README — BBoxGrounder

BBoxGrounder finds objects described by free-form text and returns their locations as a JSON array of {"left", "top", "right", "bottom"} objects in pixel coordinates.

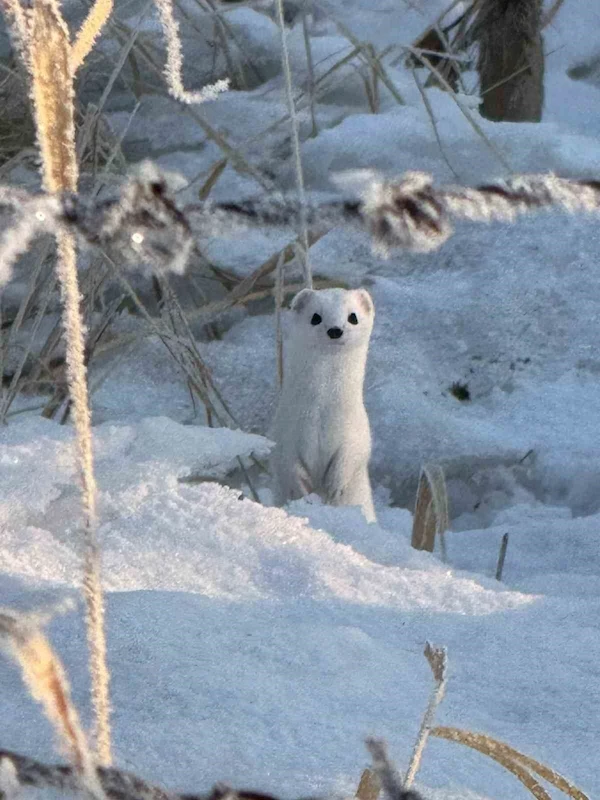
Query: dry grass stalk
[
  {"left": 411, "top": 464, "right": 449, "bottom": 552},
  {"left": 301, "top": 10, "right": 318, "bottom": 138},
  {"left": 74, "top": 12, "right": 150, "bottom": 170},
  {"left": 0, "top": 609, "right": 103, "bottom": 798},
  {"left": 405, "top": 46, "right": 511, "bottom": 173},
  {"left": 104, "top": 23, "right": 269, "bottom": 188},
  {"left": 404, "top": 643, "right": 448, "bottom": 787},
  {"left": 333, "top": 20, "right": 405, "bottom": 107},
  {"left": 27, "top": 0, "right": 77, "bottom": 193},
  {"left": 432, "top": 727, "right": 589, "bottom": 800},
  {"left": 2, "top": 254, "right": 109, "bottom": 420},
  {"left": 101, "top": 252, "right": 231, "bottom": 427},
  {"left": 70, "top": 0, "right": 114, "bottom": 73},
  {"left": 504, "top": 745, "right": 589, "bottom": 799},
  {"left": 495, "top": 531, "right": 509, "bottom": 580},
  {"left": 54, "top": 231, "right": 95, "bottom": 526},
  {"left": 43, "top": 286, "right": 124, "bottom": 421},
  {"left": 275, "top": 0, "right": 311, "bottom": 289},
  {"left": 186, "top": 229, "right": 328, "bottom": 327},
  {"left": 198, "top": 158, "right": 229, "bottom": 200},
  {"left": 274, "top": 248, "right": 285, "bottom": 390},
  {"left": 252, "top": 44, "right": 362, "bottom": 144},
  {"left": 431, "top": 727, "right": 552, "bottom": 800},
  {"left": 356, "top": 768, "right": 380, "bottom": 800},
  {"left": 0, "top": 253, "right": 56, "bottom": 422},
  {"left": 406, "top": 27, "right": 462, "bottom": 91},
  {"left": 3, "top": 0, "right": 112, "bottom": 765},
  {"left": 411, "top": 66, "right": 459, "bottom": 180},
  {"left": 55, "top": 231, "right": 111, "bottom": 767},
  {"left": 541, "top": 0, "right": 565, "bottom": 28}
]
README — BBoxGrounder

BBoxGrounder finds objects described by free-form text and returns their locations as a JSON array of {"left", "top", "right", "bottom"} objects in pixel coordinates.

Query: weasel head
[{"left": 289, "top": 287, "right": 374, "bottom": 352}]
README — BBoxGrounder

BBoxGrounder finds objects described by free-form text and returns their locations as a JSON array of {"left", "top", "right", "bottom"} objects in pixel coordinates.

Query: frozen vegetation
[{"left": 1, "top": 0, "right": 600, "bottom": 798}]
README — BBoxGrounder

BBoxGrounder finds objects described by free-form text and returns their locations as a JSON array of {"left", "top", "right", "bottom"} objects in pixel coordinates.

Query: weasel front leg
[
  {"left": 338, "top": 468, "right": 376, "bottom": 522},
  {"left": 270, "top": 451, "right": 314, "bottom": 507},
  {"left": 322, "top": 447, "right": 376, "bottom": 522}
]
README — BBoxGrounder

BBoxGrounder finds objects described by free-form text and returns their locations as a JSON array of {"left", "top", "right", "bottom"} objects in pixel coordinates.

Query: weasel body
[{"left": 270, "top": 287, "right": 376, "bottom": 522}]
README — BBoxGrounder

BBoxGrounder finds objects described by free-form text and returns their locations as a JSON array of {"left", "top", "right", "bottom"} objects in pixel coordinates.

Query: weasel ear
[
  {"left": 355, "top": 288, "right": 374, "bottom": 316},
  {"left": 291, "top": 288, "right": 314, "bottom": 313}
]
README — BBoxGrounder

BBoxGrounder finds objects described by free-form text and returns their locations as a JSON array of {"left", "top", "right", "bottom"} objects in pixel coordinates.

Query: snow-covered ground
[{"left": 1, "top": 1, "right": 600, "bottom": 798}]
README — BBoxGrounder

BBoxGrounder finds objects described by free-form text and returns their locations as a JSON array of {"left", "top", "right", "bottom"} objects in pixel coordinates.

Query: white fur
[{"left": 269, "top": 287, "right": 376, "bottom": 522}]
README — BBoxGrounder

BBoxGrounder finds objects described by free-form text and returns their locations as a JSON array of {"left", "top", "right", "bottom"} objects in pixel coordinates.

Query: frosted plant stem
[
  {"left": 411, "top": 67, "right": 459, "bottom": 180},
  {"left": 54, "top": 230, "right": 111, "bottom": 766},
  {"left": 0, "top": 606, "right": 103, "bottom": 797},
  {"left": 404, "top": 643, "right": 448, "bottom": 788},
  {"left": 275, "top": 249, "right": 285, "bottom": 389},
  {"left": 153, "top": 0, "right": 229, "bottom": 103},
  {"left": 274, "top": 0, "right": 312, "bottom": 289},
  {"left": 404, "top": 680, "right": 446, "bottom": 786},
  {"left": 12, "top": 0, "right": 113, "bottom": 763},
  {"left": 301, "top": 8, "right": 318, "bottom": 138}
]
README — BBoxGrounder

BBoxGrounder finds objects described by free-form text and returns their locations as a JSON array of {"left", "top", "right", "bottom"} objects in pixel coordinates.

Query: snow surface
[{"left": 2, "top": 0, "right": 600, "bottom": 798}]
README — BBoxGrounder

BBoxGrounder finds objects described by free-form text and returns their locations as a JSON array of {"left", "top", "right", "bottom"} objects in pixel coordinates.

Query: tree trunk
[{"left": 472, "top": 0, "right": 544, "bottom": 122}]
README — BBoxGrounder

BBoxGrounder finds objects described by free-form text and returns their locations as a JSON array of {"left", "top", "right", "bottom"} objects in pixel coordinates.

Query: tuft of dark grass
[{"left": 449, "top": 381, "right": 470, "bottom": 401}]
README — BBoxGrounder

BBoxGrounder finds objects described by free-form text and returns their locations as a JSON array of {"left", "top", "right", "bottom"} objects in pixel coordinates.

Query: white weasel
[{"left": 269, "top": 287, "right": 376, "bottom": 522}]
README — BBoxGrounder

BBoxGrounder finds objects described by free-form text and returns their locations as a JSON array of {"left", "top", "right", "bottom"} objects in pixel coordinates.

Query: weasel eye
[
  {"left": 348, "top": 312, "right": 358, "bottom": 325},
  {"left": 311, "top": 313, "right": 322, "bottom": 326}
]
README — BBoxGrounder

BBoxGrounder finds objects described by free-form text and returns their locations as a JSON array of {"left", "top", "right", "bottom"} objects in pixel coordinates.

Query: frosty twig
[
  {"left": 3, "top": 167, "right": 600, "bottom": 294},
  {"left": 404, "top": 643, "right": 448, "bottom": 787},
  {"left": 153, "top": 0, "right": 229, "bottom": 104},
  {"left": 274, "top": 0, "right": 311, "bottom": 289},
  {"left": 192, "top": 169, "right": 600, "bottom": 255},
  {"left": 0, "top": 163, "right": 194, "bottom": 289}
]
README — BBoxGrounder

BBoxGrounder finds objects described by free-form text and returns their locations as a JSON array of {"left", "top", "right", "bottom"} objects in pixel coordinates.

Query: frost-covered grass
[{"left": 2, "top": 0, "right": 600, "bottom": 798}]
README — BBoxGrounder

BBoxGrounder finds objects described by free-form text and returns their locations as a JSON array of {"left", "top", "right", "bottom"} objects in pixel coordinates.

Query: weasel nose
[{"left": 327, "top": 327, "right": 343, "bottom": 339}]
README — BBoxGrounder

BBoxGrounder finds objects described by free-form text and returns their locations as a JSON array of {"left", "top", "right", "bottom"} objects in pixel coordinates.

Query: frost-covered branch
[
  {"left": 4, "top": 168, "right": 600, "bottom": 293},
  {"left": 0, "top": 192, "right": 61, "bottom": 287},
  {"left": 0, "top": 162, "right": 193, "bottom": 289},
  {"left": 404, "top": 643, "right": 448, "bottom": 787},
  {"left": 191, "top": 170, "right": 600, "bottom": 255},
  {"left": 70, "top": 162, "right": 193, "bottom": 273},
  {"left": 346, "top": 170, "right": 600, "bottom": 255}
]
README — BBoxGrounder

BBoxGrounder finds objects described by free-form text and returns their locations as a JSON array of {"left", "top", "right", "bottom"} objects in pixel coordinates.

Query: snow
[{"left": 2, "top": 0, "right": 600, "bottom": 798}]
